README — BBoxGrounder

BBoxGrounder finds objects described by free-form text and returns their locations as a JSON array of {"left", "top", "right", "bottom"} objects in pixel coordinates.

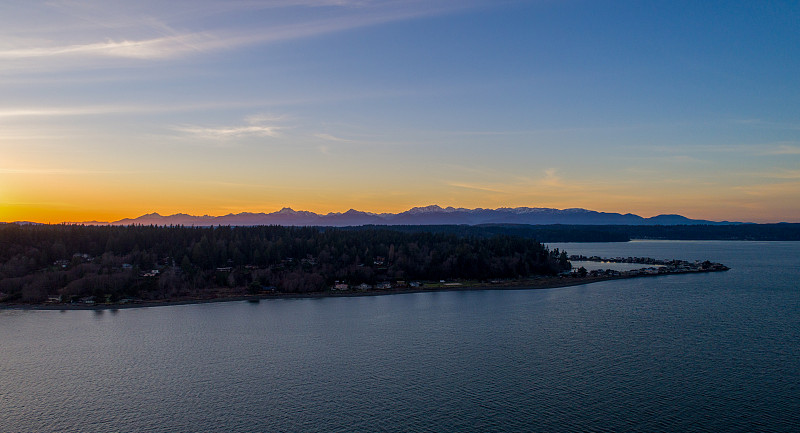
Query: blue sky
[{"left": 1, "top": 0, "right": 799, "bottom": 222}]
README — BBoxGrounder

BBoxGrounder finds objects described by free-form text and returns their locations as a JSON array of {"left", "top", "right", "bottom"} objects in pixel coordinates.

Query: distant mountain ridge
[{"left": 68, "top": 205, "right": 744, "bottom": 226}]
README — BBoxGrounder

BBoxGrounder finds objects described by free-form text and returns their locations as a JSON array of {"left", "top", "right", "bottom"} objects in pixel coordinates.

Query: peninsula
[{"left": 0, "top": 224, "right": 728, "bottom": 309}]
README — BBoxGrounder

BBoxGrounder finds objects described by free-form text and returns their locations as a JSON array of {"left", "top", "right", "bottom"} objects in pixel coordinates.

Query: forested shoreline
[
  {"left": 358, "top": 223, "right": 800, "bottom": 241},
  {"left": 0, "top": 224, "right": 570, "bottom": 304}
]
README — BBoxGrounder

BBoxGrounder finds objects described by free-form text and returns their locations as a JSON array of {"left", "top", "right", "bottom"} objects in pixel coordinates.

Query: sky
[{"left": 1, "top": 0, "right": 799, "bottom": 223}]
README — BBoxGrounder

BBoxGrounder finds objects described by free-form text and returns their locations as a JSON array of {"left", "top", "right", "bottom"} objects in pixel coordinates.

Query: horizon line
[{"left": 2, "top": 204, "right": 774, "bottom": 225}]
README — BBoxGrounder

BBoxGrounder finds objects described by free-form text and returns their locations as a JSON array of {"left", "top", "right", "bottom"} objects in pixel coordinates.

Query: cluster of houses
[
  {"left": 52, "top": 253, "right": 93, "bottom": 269},
  {"left": 331, "top": 280, "right": 423, "bottom": 291},
  {"left": 45, "top": 294, "right": 135, "bottom": 305},
  {"left": 570, "top": 255, "right": 729, "bottom": 278}
]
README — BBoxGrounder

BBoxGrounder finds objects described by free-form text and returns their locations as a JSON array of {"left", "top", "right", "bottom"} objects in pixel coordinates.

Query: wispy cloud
[
  {"left": 172, "top": 125, "right": 282, "bottom": 140},
  {"left": 0, "top": 102, "right": 290, "bottom": 119},
  {"left": 748, "top": 169, "right": 800, "bottom": 180},
  {"left": 763, "top": 144, "right": 800, "bottom": 155},
  {"left": 541, "top": 168, "right": 563, "bottom": 187},
  {"left": 445, "top": 167, "right": 573, "bottom": 195},
  {"left": 0, "top": 107, "right": 115, "bottom": 118},
  {"left": 0, "top": 1, "right": 483, "bottom": 66},
  {"left": 0, "top": 167, "right": 137, "bottom": 175},
  {"left": 170, "top": 112, "right": 289, "bottom": 141},
  {"left": 314, "top": 133, "right": 353, "bottom": 143},
  {"left": 0, "top": 33, "right": 222, "bottom": 60},
  {"left": 447, "top": 182, "right": 506, "bottom": 193},
  {"left": 0, "top": 103, "right": 214, "bottom": 118},
  {"left": 642, "top": 142, "right": 800, "bottom": 158},
  {"left": 732, "top": 118, "right": 800, "bottom": 130},
  {"left": 733, "top": 181, "right": 800, "bottom": 197},
  {"left": 245, "top": 113, "right": 289, "bottom": 124}
]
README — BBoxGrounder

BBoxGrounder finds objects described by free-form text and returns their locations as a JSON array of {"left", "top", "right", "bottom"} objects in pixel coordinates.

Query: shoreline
[{"left": 0, "top": 268, "right": 728, "bottom": 311}]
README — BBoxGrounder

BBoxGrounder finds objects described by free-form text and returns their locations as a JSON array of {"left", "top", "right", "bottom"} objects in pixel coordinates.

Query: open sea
[{"left": 1, "top": 241, "right": 798, "bottom": 432}]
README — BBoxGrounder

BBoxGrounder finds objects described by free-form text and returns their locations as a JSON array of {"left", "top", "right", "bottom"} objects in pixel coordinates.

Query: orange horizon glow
[
  {"left": 3, "top": 198, "right": 797, "bottom": 225},
  {"left": 4, "top": 168, "right": 798, "bottom": 224},
  {"left": 3, "top": 164, "right": 798, "bottom": 224}
]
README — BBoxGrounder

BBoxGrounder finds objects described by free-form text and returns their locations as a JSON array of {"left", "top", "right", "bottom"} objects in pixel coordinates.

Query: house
[
  {"left": 357, "top": 283, "right": 372, "bottom": 291},
  {"left": 73, "top": 253, "right": 91, "bottom": 261},
  {"left": 333, "top": 282, "right": 349, "bottom": 291}
]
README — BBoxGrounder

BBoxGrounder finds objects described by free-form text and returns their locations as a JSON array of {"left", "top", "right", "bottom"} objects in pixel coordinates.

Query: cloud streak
[
  {"left": 763, "top": 144, "right": 800, "bottom": 155},
  {"left": 314, "top": 133, "right": 353, "bottom": 143},
  {"left": 0, "top": 167, "right": 137, "bottom": 175},
  {"left": 447, "top": 182, "right": 506, "bottom": 193},
  {"left": 170, "top": 112, "right": 289, "bottom": 141},
  {"left": 0, "top": 1, "right": 482, "bottom": 65},
  {"left": 172, "top": 125, "right": 282, "bottom": 140},
  {"left": 0, "top": 33, "right": 222, "bottom": 60},
  {"left": 0, "top": 102, "right": 289, "bottom": 119},
  {"left": 733, "top": 182, "right": 800, "bottom": 197}
]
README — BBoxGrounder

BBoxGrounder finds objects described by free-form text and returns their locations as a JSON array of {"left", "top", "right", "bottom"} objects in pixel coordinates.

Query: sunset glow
[{"left": 1, "top": 1, "right": 798, "bottom": 223}]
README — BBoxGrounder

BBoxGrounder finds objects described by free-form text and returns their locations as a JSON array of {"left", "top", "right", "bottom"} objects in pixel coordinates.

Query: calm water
[{"left": 1, "top": 241, "right": 798, "bottom": 432}]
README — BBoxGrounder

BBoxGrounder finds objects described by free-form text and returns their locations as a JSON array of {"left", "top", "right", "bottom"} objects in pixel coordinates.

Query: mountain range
[{"left": 63, "top": 205, "right": 743, "bottom": 226}]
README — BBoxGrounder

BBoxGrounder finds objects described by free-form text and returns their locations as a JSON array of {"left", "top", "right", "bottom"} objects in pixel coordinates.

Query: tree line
[
  {"left": 0, "top": 224, "right": 570, "bottom": 303},
  {"left": 363, "top": 223, "right": 800, "bottom": 241}
]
